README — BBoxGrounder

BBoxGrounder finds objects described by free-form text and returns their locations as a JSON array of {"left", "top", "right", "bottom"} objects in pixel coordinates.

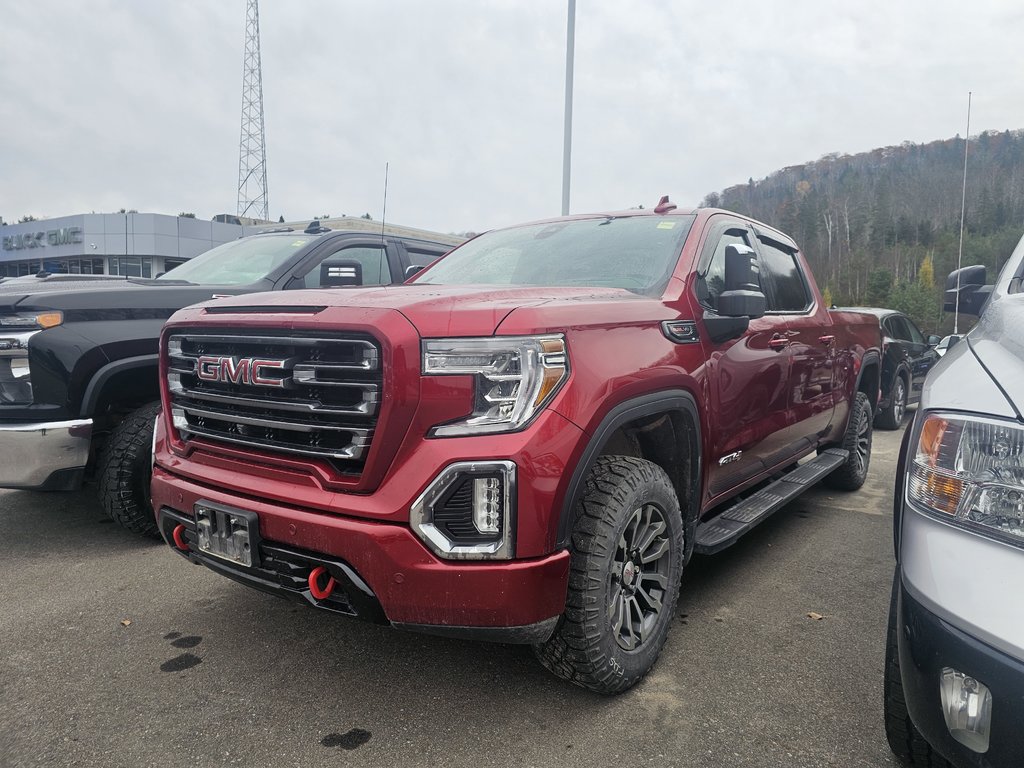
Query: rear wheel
[
  {"left": 97, "top": 402, "right": 161, "bottom": 537},
  {"left": 877, "top": 376, "right": 908, "bottom": 430},
  {"left": 884, "top": 571, "right": 954, "bottom": 766},
  {"left": 534, "top": 456, "right": 684, "bottom": 695},
  {"left": 825, "top": 391, "right": 873, "bottom": 490}
]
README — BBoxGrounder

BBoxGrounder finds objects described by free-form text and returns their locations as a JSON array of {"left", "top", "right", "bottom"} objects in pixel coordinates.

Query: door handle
[
  {"left": 818, "top": 335, "right": 835, "bottom": 346},
  {"left": 768, "top": 335, "right": 789, "bottom": 350}
]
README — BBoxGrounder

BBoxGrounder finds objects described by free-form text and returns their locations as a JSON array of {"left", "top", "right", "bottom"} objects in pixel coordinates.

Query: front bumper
[
  {"left": 0, "top": 418, "right": 92, "bottom": 490},
  {"left": 152, "top": 466, "right": 571, "bottom": 643},
  {"left": 896, "top": 577, "right": 1024, "bottom": 767}
]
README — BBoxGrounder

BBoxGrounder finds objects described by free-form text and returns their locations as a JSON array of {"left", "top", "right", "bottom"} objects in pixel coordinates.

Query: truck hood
[
  {"left": 0, "top": 281, "right": 259, "bottom": 314},
  {"left": 964, "top": 292, "right": 1024, "bottom": 419},
  {"left": 205, "top": 284, "right": 640, "bottom": 337}
]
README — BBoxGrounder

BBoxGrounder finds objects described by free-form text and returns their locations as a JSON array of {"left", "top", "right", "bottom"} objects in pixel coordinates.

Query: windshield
[
  {"left": 416, "top": 215, "right": 695, "bottom": 296},
  {"left": 156, "top": 234, "right": 315, "bottom": 285}
]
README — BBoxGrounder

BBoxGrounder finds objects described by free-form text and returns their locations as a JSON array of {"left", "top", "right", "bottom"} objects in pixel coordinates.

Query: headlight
[
  {"left": 0, "top": 312, "right": 62, "bottom": 405},
  {"left": 907, "top": 412, "right": 1024, "bottom": 547},
  {"left": 0, "top": 311, "right": 63, "bottom": 330},
  {"left": 422, "top": 335, "right": 569, "bottom": 436}
]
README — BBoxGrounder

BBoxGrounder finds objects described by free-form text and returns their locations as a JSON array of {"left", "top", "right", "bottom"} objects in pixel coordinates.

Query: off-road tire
[
  {"left": 876, "top": 375, "right": 908, "bottom": 430},
  {"left": 825, "top": 391, "right": 873, "bottom": 491},
  {"left": 884, "top": 571, "right": 954, "bottom": 766},
  {"left": 534, "top": 456, "right": 684, "bottom": 695},
  {"left": 97, "top": 402, "right": 161, "bottom": 537}
]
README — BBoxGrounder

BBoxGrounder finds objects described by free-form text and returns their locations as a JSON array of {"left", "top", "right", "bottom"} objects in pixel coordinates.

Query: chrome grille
[{"left": 166, "top": 331, "right": 381, "bottom": 471}]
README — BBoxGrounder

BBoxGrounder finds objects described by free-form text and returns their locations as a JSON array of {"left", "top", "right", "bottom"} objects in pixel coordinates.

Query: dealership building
[{"left": 0, "top": 213, "right": 248, "bottom": 278}]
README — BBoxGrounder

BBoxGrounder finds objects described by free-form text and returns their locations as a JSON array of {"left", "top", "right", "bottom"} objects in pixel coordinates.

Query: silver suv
[{"left": 885, "top": 241, "right": 1024, "bottom": 767}]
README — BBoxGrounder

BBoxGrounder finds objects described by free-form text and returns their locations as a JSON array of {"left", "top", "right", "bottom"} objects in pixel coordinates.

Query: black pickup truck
[{"left": 0, "top": 222, "right": 459, "bottom": 535}]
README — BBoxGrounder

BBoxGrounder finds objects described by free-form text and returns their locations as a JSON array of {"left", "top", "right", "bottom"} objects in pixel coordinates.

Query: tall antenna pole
[
  {"left": 237, "top": 0, "right": 269, "bottom": 221},
  {"left": 560, "top": 0, "right": 576, "bottom": 216},
  {"left": 953, "top": 91, "right": 972, "bottom": 335}
]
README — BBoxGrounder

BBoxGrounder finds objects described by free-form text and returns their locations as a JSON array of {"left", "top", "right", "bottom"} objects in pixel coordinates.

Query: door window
[
  {"left": 758, "top": 239, "right": 810, "bottom": 312},
  {"left": 902, "top": 316, "right": 925, "bottom": 344},
  {"left": 300, "top": 245, "right": 391, "bottom": 288},
  {"left": 698, "top": 228, "right": 754, "bottom": 311},
  {"left": 886, "top": 316, "right": 912, "bottom": 341}
]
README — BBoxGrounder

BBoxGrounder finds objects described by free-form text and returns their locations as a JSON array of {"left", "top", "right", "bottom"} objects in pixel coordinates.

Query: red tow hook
[
  {"left": 308, "top": 566, "right": 337, "bottom": 600},
  {"left": 171, "top": 524, "right": 189, "bottom": 552}
]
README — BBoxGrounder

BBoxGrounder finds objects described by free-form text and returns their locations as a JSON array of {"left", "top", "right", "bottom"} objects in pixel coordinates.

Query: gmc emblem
[{"left": 196, "top": 355, "right": 287, "bottom": 387}]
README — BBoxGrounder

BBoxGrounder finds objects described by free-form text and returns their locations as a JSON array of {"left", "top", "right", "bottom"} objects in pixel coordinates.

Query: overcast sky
[{"left": 1, "top": 1, "right": 1022, "bottom": 234}]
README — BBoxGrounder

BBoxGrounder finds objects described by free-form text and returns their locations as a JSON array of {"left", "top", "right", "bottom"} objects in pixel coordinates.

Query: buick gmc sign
[{"left": 2, "top": 227, "right": 83, "bottom": 251}]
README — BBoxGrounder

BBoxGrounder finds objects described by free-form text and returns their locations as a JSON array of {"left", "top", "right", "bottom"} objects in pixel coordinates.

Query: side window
[
  {"left": 758, "top": 239, "right": 810, "bottom": 312},
  {"left": 887, "top": 316, "right": 910, "bottom": 341},
  {"left": 903, "top": 316, "right": 925, "bottom": 344},
  {"left": 407, "top": 247, "right": 445, "bottom": 268},
  {"left": 300, "top": 246, "right": 391, "bottom": 288},
  {"left": 698, "top": 228, "right": 753, "bottom": 310}
]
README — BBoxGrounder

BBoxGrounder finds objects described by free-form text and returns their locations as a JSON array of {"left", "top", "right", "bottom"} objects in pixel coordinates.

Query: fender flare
[
  {"left": 555, "top": 389, "right": 702, "bottom": 549},
  {"left": 80, "top": 354, "right": 160, "bottom": 418},
  {"left": 854, "top": 350, "right": 881, "bottom": 406}
]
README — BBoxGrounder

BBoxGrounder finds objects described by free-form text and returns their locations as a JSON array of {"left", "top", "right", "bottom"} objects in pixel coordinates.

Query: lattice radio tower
[{"left": 237, "top": 0, "right": 268, "bottom": 221}]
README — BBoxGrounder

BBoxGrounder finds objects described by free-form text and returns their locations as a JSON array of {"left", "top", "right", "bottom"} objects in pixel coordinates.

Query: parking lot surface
[{"left": 0, "top": 425, "right": 906, "bottom": 768}]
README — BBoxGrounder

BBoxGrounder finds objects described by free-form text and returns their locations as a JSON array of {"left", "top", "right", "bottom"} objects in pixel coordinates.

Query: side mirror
[
  {"left": 947, "top": 334, "right": 962, "bottom": 351},
  {"left": 943, "top": 265, "right": 991, "bottom": 317},
  {"left": 717, "top": 244, "right": 766, "bottom": 319},
  {"left": 404, "top": 264, "right": 425, "bottom": 280},
  {"left": 319, "top": 260, "right": 363, "bottom": 287},
  {"left": 927, "top": 335, "right": 941, "bottom": 346}
]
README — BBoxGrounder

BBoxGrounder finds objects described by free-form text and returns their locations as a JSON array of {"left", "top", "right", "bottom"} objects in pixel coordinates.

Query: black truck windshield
[
  {"left": 156, "top": 234, "right": 315, "bottom": 285},
  {"left": 416, "top": 215, "right": 696, "bottom": 296}
]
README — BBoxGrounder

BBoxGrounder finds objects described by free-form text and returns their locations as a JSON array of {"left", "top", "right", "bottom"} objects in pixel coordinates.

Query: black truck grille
[{"left": 166, "top": 331, "right": 382, "bottom": 473}]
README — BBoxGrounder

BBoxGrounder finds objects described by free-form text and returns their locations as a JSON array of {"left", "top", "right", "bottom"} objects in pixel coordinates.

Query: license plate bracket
[{"left": 194, "top": 501, "right": 260, "bottom": 568}]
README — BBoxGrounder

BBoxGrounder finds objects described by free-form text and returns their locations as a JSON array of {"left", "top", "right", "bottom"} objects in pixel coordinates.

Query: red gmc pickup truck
[{"left": 151, "top": 203, "right": 882, "bottom": 694}]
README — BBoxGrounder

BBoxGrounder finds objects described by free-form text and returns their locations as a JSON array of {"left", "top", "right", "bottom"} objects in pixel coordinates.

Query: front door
[{"left": 695, "top": 220, "right": 792, "bottom": 504}]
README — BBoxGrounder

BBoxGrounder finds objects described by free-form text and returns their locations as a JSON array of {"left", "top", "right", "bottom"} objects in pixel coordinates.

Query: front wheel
[
  {"left": 534, "top": 456, "right": 684, "bottom": 695},
  {"left": 97, "top": 402, "right": 162, "bottom": 537},
  {"left": 884, "top": 571, "right": 953, "bottom": 766}
]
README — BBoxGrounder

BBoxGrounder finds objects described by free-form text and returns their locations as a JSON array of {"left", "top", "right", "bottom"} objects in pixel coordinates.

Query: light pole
[{"left": 561, "top": 0, "right": 576, "bottom": 216}]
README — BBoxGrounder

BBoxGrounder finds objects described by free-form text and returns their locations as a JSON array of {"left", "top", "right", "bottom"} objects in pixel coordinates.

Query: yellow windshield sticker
[
  {"left": 292, "top": 240, "right": 307, "bottom": 247},
  {"left": 656, "top": 221, "right": 676, "bottom": 229}
]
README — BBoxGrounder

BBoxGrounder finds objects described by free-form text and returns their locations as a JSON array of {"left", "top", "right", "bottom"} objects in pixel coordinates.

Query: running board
[{"left": 694, "top": 449, "right": 848, "bottom": 555}]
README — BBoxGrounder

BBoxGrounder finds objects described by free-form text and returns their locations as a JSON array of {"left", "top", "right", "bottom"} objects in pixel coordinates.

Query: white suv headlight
[
  {"left": 422, "top": 335, "right": 569, "bottom": 436},
  {"left": 907, "top": 412, "right": 1024, "bottom": 547}
]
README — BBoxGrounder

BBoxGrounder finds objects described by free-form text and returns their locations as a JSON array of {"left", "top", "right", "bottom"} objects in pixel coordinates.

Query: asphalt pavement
[{"left": 0, "top": 422, "right": 907, "bottom": 768}]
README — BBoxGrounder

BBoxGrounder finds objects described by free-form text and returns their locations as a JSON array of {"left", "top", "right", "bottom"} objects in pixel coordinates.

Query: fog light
[
  {"left": 410, "top": 460, "right": 516, "bottom": 560},
  {"left": 940, "top": 667, "right": 992, "bottom": 753},
  {"left": 473, "top": 477, "right": 502, "bottom": 534}
]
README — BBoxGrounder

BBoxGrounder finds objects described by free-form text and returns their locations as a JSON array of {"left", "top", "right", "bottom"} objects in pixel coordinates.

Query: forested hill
[{"left": 700, "top": 130, "right": 1024, "bottom": 333}]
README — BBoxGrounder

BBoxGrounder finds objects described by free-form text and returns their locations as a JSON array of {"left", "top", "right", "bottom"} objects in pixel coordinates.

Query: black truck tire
[
  {"left": 876, "top": 375, "right": 908, "bottom": 430},
  {"left": 97, "top": 402, "right": 162, "bottom": 537},
  {"left": 825, "top": 391, "right": 873, "bottom": 491},
  {"left": 884, "top": 571, "right": 953, "bottom": 767},
  {"left": 535, "top": 456, "right": 684, "bottom": 695}
]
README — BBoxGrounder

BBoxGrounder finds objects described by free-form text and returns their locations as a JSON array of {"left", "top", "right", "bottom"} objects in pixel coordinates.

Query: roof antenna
[
  {"left": 654, "top": 195, "right": 676, "bottom": 214},
  {"left": 380, "top": 162, "right": 389, "bottom": 248},
  {"left": 953, "top": 92, "right": 972, "bottom": 336}
]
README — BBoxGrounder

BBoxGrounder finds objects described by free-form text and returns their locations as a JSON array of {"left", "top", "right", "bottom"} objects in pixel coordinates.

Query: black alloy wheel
[
  {"left": 609, "top": 504, "right": 672, "bottom": 651},
  {"left": 825, "top": 391, "right": 873, "bottom": 491},
  {"left": 535, "top": 456, "right": 684, "bottom": 695},
  {"left": 877, "top": 376, "right": 908, "bottom": 430}
]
